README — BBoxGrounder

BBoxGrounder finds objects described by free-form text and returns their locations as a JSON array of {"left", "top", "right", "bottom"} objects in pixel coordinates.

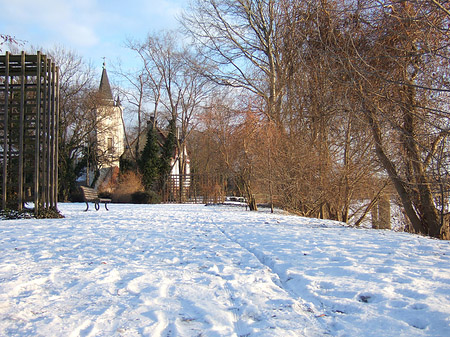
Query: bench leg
[
  {"left": 105, "top": 202, "right": 109, "bottom": 211},
  {"left": 85, "top": 202, "right": 89, "bottom": 211},
  {"left": 95, "top": 202, "right": 100, "bottom": 211}
]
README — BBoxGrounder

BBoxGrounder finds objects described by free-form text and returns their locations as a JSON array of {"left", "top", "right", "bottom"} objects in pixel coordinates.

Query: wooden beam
[
  {"left": 2, "top": 52, "right": 9, "bottom": 210},
  {"left": 45, "top": 58, "right": 52, "bottom": 208},
  {"left": 34, "top": 52, "right": 42, "bottom": 214},
  {"left": 54, "top": 65, "right": 59, "bottom": 209},
  {"left": 50, "top": 61, "right": 56, "bottom": 208},
  {"left": 18, "top": 51, "right": 25, "bottom": 210}
]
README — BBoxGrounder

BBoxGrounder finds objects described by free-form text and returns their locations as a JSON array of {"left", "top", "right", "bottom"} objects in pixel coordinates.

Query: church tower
[{"left": 95, "top": 63, "right": 124, "bottom": 178}]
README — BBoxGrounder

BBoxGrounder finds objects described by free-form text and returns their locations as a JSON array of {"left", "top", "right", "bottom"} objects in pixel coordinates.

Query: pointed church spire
[{"left": 99, "top": 61, "right": 114, "bottom": 104}]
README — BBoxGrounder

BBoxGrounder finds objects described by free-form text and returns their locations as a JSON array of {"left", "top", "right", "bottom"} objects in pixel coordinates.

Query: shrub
[
  {"left": 1, "top": 207, "right": 64, "bottom": 220},
  {"left": 131, "top": 190, "right": 161, "bottom": 204},
  {"left": 70, "top": 188, "right": 84, "bottom": 202},
  {"left": 98, "top": 191, "right": 112, "bottom": 199},
  {"left": 35, "top": 207, "right": 65, "bottom": 219},
  {"left": 112, "top": 171, "right": 145, "bottom": 203}
]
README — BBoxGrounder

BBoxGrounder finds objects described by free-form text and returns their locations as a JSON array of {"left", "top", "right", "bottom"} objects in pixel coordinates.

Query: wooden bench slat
[{"left": 80, "top": 186, "right": 111, "bottom": 211}]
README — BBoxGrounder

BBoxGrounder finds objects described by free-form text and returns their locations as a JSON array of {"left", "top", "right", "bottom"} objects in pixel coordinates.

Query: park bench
[{"left": 80, "top": 186, "right": 111, "bottom": 211}]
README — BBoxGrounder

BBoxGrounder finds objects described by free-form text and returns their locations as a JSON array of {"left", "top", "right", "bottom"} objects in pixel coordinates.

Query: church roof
[{"left": 99, "top": 63, "right": 114, "bottom": 104}]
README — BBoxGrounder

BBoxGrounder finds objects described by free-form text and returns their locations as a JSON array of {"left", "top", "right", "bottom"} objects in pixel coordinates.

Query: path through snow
[{"left": 1, "top": 203, "right": 449, "bottom": 336}]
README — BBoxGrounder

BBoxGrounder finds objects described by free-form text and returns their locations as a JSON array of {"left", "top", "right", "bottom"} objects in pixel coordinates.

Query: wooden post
[
  {"left": 49, "top": 62, "right": 54, "bottom": 208},
  {"left": 372, "top": 194, "right": 391, "bottom": 230},
  {"left": 18, "top": 52, "right": 25, "bottom": 210},
  {"left": 2, "top": 52, "right": 9, "bottom": 210},
  {"left": 34, "top": 52, "right": 42, "bottom": 214},
  {"left": 50, "top": 60, "right": 56, "bottom": 208},
  {"left": 53, "top": 65, "right": 59, "bottom": 209},
  {"left": 43, "top": 59, "right": 51, "bottom": 208},
  {"left": 47, "top": 58, "right": 52, "bottom": 207}
]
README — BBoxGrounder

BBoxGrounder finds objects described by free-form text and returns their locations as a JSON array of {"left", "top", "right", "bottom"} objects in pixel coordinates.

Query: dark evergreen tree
[
  {"left": 160, "top": 119, "right": 177, "bottom": 180},
  {"left": 58, "top": 155, "right": 79, "bottom": 201},
  {"left": 138, "top": 125, "right": 160, "bottom": 190},
  {"left": 74, "top": 143, "right": 97, "bottom": 186}
]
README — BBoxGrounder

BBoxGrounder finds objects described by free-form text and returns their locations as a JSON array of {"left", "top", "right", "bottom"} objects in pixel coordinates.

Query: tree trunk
[
  {"left": 240, "top": 174, "right": 257, "bottom": 211},
  {"left": 402, "top": 84, "right": 441, "bottom": 237},
  {"left": 442, "top": 214, "right": 450, "bottom": 240},
  {"left": 363, "top": 102, "right": 426, "bottom": 234}
]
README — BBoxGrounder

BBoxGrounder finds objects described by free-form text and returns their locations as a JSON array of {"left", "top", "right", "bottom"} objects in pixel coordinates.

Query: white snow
[{"left": 1, "top": 203, "right": 450, "bottom": 336}]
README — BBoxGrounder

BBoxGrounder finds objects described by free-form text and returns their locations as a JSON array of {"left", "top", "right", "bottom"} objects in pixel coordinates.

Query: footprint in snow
[
  {"left": 404, "top": 316, "right": 429, "bottom": 330},
  {"left": 357, "top": 293, "right": 382, "bottom": 304},
  {"left": 409, "top": 302, "right": 428, "bottom": 310}
]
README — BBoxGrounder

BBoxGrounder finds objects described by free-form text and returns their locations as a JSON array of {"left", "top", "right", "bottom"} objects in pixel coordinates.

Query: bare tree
[
  {"left": 0, "top": 34, "right": 24, "bottom": 52},
  {"left": 183, "top": 0, "right": 382, "bottom": 215},
  {"left": 113, "top": 64, "right": 149, "bottom": 166},
  {"left": 182, "top": 0, "right": 287, "bottom": 124},
  {"left": 47, "top": 47, "right": 105, "bottom": 200},
  {"left": 128, "top": 31, "right": 212, "bottom": 199},
  {"left": 353, "top": 1, "right": 450, "bottom": 237},
  {"left": 293, "top": 0, "right": 450, "bottom": 237}
]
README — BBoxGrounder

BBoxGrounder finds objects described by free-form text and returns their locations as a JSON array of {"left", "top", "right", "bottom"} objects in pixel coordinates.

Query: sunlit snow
[{"left": 1, "top": 203, "right": 449, "bottom": 336}]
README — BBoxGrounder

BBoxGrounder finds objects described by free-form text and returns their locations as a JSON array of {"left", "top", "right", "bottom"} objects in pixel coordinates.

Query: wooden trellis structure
[{"left": 0, "top": 51, "right": 59, "bottom": 213}]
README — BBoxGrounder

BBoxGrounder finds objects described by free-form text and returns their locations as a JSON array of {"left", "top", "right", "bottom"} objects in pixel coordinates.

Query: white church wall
[{"left": 96, "top": 104, "right": 124, "bottom": 169}]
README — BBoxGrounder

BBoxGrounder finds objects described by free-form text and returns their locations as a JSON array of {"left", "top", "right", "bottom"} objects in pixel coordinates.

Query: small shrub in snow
[
  {"left": 131, "top": 191, "right": 160, "bottom": 204},
  {"left": 112, "top": 171, "right": 145, "bottom": 203},
  {"left": 35, "top": 207, "right": 64, "bottom": 219},
  {"left": 1, "top": 207, "right": 64, "bottom": 220}
]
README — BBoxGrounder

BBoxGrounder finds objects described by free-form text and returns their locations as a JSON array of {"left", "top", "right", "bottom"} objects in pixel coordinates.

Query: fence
[{"left": 162, "top": 174, "right": 229, "bottom": 204}]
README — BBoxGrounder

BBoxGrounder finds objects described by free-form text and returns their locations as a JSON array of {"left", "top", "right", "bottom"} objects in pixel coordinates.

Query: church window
[{"left": 107, "top": 137, "right": 113, "bottom": 151}]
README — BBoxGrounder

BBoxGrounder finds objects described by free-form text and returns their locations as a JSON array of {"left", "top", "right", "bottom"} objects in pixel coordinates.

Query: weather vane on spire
[{"left": 102, "top": 56, "right": 106, "bottom": 69}]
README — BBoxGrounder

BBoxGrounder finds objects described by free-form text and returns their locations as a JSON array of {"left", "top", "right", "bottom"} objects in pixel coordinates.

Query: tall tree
[
  {"left": 129, "top": 30, "right": 211, "bottom": 199},
  {"left": 47, "top": 47, "right": 100, "bottom": 200},
  {"left": 113, "top": 65, "right": 149, "bottom": 168},
  {"left": 183, "top": 0, "right": 289, "bottom": 209},
  {"left": 283, "top": 0, "right": 450, "bottom": 237},
  {"left": 160, "top": 119, "right": 176, "bottom": 179},
  {"left": 269, "top": 0, "right": 382, "bottom": 221},
  {"left": 346, "top": 1, "right": 450, "bottom": 237},
  {"left": 138, "top": 124, "right": 160, "bottom": 191},
  {"left": 183, "top": 0, "right": 286, "bottom": 124},
  {"left": 0, "top": 34, "right": 23, "bottom": 52}
]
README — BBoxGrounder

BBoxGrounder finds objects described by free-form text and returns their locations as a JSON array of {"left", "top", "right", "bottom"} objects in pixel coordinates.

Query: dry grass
[{"left": 111, "top": 171, "right": 145, "bottom": 203}]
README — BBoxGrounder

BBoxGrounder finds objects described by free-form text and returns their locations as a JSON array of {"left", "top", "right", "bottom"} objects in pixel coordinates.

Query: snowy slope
[{"left": 0, "top": 203, "right": 449, "bottom": 336}]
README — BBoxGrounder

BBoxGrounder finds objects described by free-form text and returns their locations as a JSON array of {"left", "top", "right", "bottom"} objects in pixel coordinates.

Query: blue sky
[{"left": 0, "top": 0, "right": 187, "bottom": 75}]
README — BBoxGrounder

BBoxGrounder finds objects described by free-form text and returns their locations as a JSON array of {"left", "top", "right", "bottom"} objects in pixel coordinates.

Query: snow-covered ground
[{"left": 1, "top": 203, "right": 449, "bottom": 337}]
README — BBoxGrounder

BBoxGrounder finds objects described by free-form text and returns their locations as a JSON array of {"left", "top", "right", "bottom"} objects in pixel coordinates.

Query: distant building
[
  {"left": 92, "top": 64, "right": 124, "bottom": 188},
  {"left": 122, "top": 118, "right": 191, "bottom": 200},
  {"left": 123, "top": 118, "right": 190, "bottom": 176}
]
